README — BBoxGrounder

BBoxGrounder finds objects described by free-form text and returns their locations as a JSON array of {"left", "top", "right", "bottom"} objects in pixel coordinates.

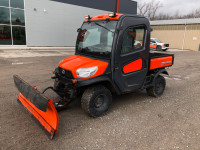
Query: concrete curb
[{"left": 0, "top": 47, "right": 75, "bottom": 50}]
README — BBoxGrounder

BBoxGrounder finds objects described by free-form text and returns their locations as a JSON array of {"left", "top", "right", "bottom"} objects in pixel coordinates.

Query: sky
[{"left": 134, "top": 0, "right": 200, "bottom": 16}]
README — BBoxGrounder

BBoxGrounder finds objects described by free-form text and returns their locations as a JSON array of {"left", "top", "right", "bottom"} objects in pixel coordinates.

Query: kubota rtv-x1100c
[{"left": 14, "top": 11, "right": 174, "bottom": 138}]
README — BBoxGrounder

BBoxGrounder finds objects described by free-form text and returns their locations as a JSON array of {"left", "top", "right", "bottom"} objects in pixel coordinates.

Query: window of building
[
  {"left": 10, "top": 0, "right": 24, "bottom": 9},
  {"left": 0, "top": 25, "right": 12, "bottom": 45},
  {"left": 0, "top": 0, "right": 26, "bottom": 45},
  {"left": 11, "top": 9, "right": 25, "bottom": 26},
  {"left": 0, "top": 7, "right": 10, "bottom": 24},
  {"left": 121, "top": 26, "right": 145, "bottom": 54},
  {"left": 12, "top": 26, "right": 26, "bottom": 45},
  {"left": 0, "top": 0, "right": 9, "bottom": 7}
]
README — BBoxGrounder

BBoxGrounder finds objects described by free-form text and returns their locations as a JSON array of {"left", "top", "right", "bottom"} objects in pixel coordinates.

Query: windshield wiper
[
  {"left": 79, "top": 47, "right": 90, "bottom": 52},
  {"left": 94, "top": 22, "right": 114, "bottom": 33}
]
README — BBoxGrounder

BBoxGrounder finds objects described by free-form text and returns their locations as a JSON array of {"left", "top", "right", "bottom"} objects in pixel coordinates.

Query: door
[{"left": 113, "top": 24, "right": 149, "bottom": 93}]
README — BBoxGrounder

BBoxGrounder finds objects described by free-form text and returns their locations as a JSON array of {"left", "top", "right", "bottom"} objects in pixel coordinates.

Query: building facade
[
  {"left": 0, "top": 0, "right": 137, "bottom": 47},
  {"left": 151, "top": 18, "right": 200, "bottom": 51}
]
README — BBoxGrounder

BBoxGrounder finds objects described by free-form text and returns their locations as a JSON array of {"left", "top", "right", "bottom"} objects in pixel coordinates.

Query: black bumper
[
  {"left": 54, "top": 68, "right": 121, "bottom": 95},
  {"left": 54, "top": 72, "right": 74, "bottom": 84},
  {"left": 54, "top": 68, "right": 109, "bottom": 87}
]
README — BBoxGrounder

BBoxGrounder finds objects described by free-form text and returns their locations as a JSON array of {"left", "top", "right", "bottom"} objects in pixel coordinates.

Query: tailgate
[{"left": 150, "top": 53, "right": 174, "bottom": 70}]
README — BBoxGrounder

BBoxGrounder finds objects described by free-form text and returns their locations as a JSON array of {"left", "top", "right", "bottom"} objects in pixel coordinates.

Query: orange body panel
[
  {"left": 59, "top": 55, "right": 108, "bottom": 79},
  {"left": 85, "top": 13, "right": 123, "bottom": 21},
  {"left": 150, "top": 56, "right": 173, "bottom": 70},
  {"left": 150, "top": 44, "right": 157, "bottom": 49},
  {"left": 139, "top": 41, "right": 143, "bottom": 44},
  {"left": 18, "top": 93, "right": 59, "bottom": 138},
  {"left": 123, "top": 59, "right": 143, "bottom": 73}
]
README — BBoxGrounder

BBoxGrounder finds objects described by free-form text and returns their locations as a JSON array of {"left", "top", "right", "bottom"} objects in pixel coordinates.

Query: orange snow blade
[{"left": 13, "top": 75, "right": 59, "bottom": 139}]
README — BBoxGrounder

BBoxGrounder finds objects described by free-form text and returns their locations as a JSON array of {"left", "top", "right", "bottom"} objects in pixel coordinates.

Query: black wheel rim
[
  {"left": 94, "top": 94, "right": 105, "bottom": 108},
  {"left": 155, "top": 79, "right": 164, "bottom": 94},
  {"left": 157, "top": 46, "right": 161, "bottom": 51}
]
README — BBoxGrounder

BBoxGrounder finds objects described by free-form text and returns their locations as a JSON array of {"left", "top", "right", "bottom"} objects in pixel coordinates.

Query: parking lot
[{"left": 0, "top": 49, "right": 200, "bottom": 150}]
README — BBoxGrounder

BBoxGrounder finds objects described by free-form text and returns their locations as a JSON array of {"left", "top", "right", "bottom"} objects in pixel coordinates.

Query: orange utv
[{"left": 13, "top": 11, "right": 174, "bottom": 138}]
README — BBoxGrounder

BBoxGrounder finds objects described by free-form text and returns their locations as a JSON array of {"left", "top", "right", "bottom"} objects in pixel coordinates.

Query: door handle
[{"left": 112, "top": 66, "right": 119, "bottom": 72}]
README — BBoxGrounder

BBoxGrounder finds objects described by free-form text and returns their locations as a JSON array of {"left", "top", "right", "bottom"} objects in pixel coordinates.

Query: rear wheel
[
  {"left": 156, "top": 46, "right": 162, "bottom": 51},
  {"left": 81, "top": 85, "right": 112, "bottom": 117},
  {"left": 146, "top": 75, "right": 166, "bottom": 97}
]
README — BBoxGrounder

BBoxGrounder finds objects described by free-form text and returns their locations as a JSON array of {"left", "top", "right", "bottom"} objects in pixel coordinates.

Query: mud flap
[{"left": 13, "top": 75, "right": 59, "bottom": 139}]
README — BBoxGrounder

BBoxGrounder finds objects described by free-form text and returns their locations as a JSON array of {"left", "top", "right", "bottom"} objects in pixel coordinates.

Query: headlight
[{"left": 76, "top": 66, "right": 98, "bottom": 78}]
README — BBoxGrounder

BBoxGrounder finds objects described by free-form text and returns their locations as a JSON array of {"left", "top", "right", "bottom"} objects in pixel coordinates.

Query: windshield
[
  {"left": 76, "top": 21, "right": 117, "bottom": 58},
  {"left": 154, "top": 38, "right": 161, "bottom": 43}
]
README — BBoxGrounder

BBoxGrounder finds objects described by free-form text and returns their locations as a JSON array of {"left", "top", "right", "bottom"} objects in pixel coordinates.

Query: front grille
[
  {"left": 58, "top": 67, "right": 74, "bottom": 79},
  {"left": 165, "top": 44, "right": 169, "bottom": 47}
]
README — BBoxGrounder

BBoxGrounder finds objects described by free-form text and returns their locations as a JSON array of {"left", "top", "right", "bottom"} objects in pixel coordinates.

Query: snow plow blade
[{"left": 13, "top": 75, "right": 59, "bottom": 139}]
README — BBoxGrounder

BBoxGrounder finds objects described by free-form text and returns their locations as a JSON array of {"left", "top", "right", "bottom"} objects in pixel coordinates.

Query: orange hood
[{"left": 58, "top": 55, "right": 109, "bottom": 79}]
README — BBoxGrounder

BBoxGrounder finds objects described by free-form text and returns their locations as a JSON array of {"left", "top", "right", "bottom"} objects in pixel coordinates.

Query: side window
[
  {"left": 121, "top": 26, "right": 145, "bottom": 54},
  {"left": 107, "top": 32, "right": 113, "bottom": 46},
  {"left": 150, "top": 39, "right": 155, "bottom": 43}
]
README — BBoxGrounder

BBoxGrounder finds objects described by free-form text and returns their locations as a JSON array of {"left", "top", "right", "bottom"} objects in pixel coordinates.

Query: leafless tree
[
  {"left": 138, "top": 1, "right": 150, "bottom": 16},
  {"left": 174, "top": 11, "right": 181, "bottom": 19},
  {"left": 137, "top": 0, "right": 163, "bottom": 20},
  {"left": 186, "top": 8, "right": 200, "bottom": 18},
  {"left": 138, "top": 0, "right": 200, "bottom": 20},
  {"left": 153, "top": 8, "right": 200, "bottom": 20}
]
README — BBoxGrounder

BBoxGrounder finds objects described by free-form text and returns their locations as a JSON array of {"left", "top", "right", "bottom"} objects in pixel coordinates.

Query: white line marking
[
  {"left": 12, "top": 62, "right": 24, "bottom": 65},
  {"left": 12, "top": 62, "right": 33, "bottom": 65}
]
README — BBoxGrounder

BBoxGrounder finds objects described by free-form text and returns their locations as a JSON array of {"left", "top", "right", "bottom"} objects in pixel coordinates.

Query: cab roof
[{"left": 84, "top": 13, "right": 123, "bottom": 22}]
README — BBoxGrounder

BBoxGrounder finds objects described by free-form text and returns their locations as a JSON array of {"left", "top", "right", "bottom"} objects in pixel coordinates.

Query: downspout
[{"left": 182, "top": 22, "right": 187, "bottom": 50}]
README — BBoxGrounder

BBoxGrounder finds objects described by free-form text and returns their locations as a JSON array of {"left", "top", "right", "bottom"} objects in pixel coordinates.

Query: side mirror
[
  {"left": 77, "top": 29, "right": 90, "bottom": 42},
  {"left": 77, "top": 28, "right": 82, "bottom": 32}
]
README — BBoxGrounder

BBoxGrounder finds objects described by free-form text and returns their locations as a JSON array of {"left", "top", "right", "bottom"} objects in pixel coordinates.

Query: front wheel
[
  {"left": 146, "top": 75, "right": 166, "bottom": 97},
  {"left": 162, "top": 48, "right": 168, "bottom": 51},
  {"left": 156, "top": 46, "right": 162, "bottom": 51},
  {"left": 81, "top": 85, "right": 112, "bottom": 117}
]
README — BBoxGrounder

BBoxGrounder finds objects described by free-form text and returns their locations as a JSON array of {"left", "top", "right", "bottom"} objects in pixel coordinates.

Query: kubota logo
[
  {"left": 62, "top": 69, "right": 65, "bottom": 74},
  {"left": 161, "top": 61, "right": 172, "bottom": 65}
]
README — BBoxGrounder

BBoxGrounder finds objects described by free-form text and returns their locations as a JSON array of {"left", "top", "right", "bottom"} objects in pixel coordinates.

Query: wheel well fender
[
  {"left": 153, "top": 69, "right": 168, "bottom": 82},
  {"left": 157, "top": 45, "right": 161, "bottom": 48},
  {"left": 77, "top": 76, "right": 121, "bottom": 95}
]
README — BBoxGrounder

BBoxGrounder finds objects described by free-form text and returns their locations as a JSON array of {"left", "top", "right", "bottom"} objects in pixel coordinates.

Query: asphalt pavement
[{"left": 0, "top": 49, "right": 200, "bottom": 150}]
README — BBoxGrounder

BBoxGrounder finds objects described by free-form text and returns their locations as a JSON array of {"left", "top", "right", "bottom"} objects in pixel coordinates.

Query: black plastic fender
[
  {"left": 76, "top": 76, "right": 121, "bottom": 95},
  {"left": 153, "top": 69, "right": 168, "bottom": 83}
]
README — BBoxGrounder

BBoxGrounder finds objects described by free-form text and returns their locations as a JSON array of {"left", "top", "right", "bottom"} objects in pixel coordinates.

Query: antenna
[{"left": 115, "top": 0, "right": 119, "bottom": 13}]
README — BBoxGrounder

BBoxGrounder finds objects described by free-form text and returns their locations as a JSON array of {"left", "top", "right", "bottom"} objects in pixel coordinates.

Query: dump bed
[{"left": 149, "top": 53, "right": 174, "bottom": 70}]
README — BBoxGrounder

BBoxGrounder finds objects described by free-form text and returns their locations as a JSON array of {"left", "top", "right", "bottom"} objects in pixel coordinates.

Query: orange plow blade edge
[{"left": 13, "top": 75, "right": 59, "bottom": 139}]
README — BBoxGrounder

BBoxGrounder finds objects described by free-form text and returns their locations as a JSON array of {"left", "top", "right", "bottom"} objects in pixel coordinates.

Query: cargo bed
[{"left": 149, "top": 52, "right": 174, "bottom": 70}]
